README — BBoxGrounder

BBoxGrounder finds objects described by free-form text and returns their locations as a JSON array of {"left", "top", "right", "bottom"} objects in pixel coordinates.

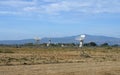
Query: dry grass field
[{"left": 0, "top": 46, "right": 120, "bottom": 75}]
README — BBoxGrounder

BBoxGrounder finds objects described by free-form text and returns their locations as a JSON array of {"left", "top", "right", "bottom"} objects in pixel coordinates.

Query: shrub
[
  {"left": 101, "top": 43, "right": 109, "bottom": 47},
  {"left": 84, "top": 42, "right": 97, "bottom": 47}
]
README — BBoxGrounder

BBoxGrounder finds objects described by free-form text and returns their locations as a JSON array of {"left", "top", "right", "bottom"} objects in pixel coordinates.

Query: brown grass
[
  {"left": 0, "top": 62, "right": 120, "bottom": 75},
  {"left": 0, "top": 47, "right": 119, "bottom": 75},
  {"left": 0, "top": 47, "right": 120, "bottom": 65}
]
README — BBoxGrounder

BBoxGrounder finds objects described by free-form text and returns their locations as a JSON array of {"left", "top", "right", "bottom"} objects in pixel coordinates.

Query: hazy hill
[{"left": 0, "top": 34, "right": 120, "bottom": 45}]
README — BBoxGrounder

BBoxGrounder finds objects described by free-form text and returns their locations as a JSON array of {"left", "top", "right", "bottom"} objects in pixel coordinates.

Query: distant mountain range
[{"left": 0, "top": 34, "right": 120, "bottom": 45}]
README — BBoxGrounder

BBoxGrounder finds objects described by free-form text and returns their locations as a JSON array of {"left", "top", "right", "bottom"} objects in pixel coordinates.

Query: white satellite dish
[
  {"left": 47, "top": 39, "right": 51, "bottom": 47},
  {"left": 34, "top": 37, "right": 41, "bottom": 44},
  {"left": 80, "top": 35, "right": 86, "bottom": 40},
  {"left": 75, "top": 35, "right": 90, "bottom": 57},
  {"left": 76, "top": 34, "right": 86, "bottom": 48}
]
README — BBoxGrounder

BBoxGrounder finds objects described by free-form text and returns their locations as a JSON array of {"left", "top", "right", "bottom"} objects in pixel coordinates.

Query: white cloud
[
  {"left": 0, "top": 0, "right": 35, "bottom": 7},
  {"left": 0, "top": 0, "right": 120, "bottom": 15},
  {"left": 23, "top": 7, "right": 38, "bottom": 12},
  {"left": 42, "top": 1, "right": 91, "bottom": 14},
  {"left": 0, "top": 11, "right": 22, "bottom": 15}
]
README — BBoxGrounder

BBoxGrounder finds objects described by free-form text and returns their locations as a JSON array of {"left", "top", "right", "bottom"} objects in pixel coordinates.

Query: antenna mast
[
  {"left": 79, "top": 35, "right": 86, "bottom": 48},
  {"left": 76, "top": 34, "right": 86, "bottom": 48}
]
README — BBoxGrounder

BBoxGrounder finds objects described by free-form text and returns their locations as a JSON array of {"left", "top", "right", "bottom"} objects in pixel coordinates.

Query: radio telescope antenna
[
  {"left": 34, "top": 37, "right": 40, "bottom": 45},
  {"left": 76, "top": 35, "right": 86, "bottom": 48},
  {"left": 47, "top": 39, "right": 51, "bottom": 47},
  {"left": 75, "top": 34, "right": 90, "bottom": 57}
]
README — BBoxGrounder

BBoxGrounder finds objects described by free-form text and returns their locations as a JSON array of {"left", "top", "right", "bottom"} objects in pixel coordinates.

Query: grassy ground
[
  {"left": 0, "top": 46, "right": 120, "bottom": 75},
  {"left": 0, "top": 62, "right": 120, "bottom": 75},
  {"left": 0, "top": 47, "right": 120, "bottom": 65}
]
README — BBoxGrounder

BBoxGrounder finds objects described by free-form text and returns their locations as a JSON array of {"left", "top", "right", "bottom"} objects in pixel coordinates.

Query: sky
[{"left": 0, "top": 0, "right": 120, "bottom": 40}]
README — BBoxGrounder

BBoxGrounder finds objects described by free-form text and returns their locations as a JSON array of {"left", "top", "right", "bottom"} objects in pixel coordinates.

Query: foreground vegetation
[
  {"left": 0, "top": 46, "right": 120, "bottom": 75},
  {"left": 0, "top": 46, "right": 119, "bottom": 66}
]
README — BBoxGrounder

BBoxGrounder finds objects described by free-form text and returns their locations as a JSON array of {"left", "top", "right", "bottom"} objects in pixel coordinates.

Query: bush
[
  {"left": 101, "top": 43, "right": 109, "bottom": 47},
  {"left": 84, "top": 42, "right": 97, "bottom": 47}
]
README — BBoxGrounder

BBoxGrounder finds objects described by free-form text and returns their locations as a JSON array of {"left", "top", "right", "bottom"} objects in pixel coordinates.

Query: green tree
[
  {"left": 84, "top": 42, "right": 97, "bottom": 47},
  {"left": 101, "top": 43, "right": 109, "bottom": 47}
]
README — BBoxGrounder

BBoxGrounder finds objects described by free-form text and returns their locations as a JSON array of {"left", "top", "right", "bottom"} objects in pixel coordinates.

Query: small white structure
[
  {"left": 61, "top": 44, "right": 64, "bottom": 47},
  {"left": 76, "top": 35, "right": 86, "bottom": 48},
  {"left": 34, "top": 37, "right": 40, "bottom": 45},
  {"left": 47, "top": 40, "right": 51, "bottom": 47}
]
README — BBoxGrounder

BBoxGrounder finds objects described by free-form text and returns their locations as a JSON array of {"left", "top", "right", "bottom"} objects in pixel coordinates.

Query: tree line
[{"left": 0, "top": 42, "right": 119, "bottom": 48}]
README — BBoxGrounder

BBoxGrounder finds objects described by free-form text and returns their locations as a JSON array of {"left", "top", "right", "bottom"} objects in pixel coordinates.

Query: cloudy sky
[{"left": 0, "top": 0, "right": 120, "bottom": 40}]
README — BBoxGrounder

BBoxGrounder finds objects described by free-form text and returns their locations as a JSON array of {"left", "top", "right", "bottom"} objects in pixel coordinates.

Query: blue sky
[{"left": 0, "top": 0, "right": 120, "bottom": 40}]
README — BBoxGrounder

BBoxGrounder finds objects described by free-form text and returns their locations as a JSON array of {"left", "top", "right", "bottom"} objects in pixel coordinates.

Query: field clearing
[{"left": 0, "top": 46, "right": 120, "bottom": 75}]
